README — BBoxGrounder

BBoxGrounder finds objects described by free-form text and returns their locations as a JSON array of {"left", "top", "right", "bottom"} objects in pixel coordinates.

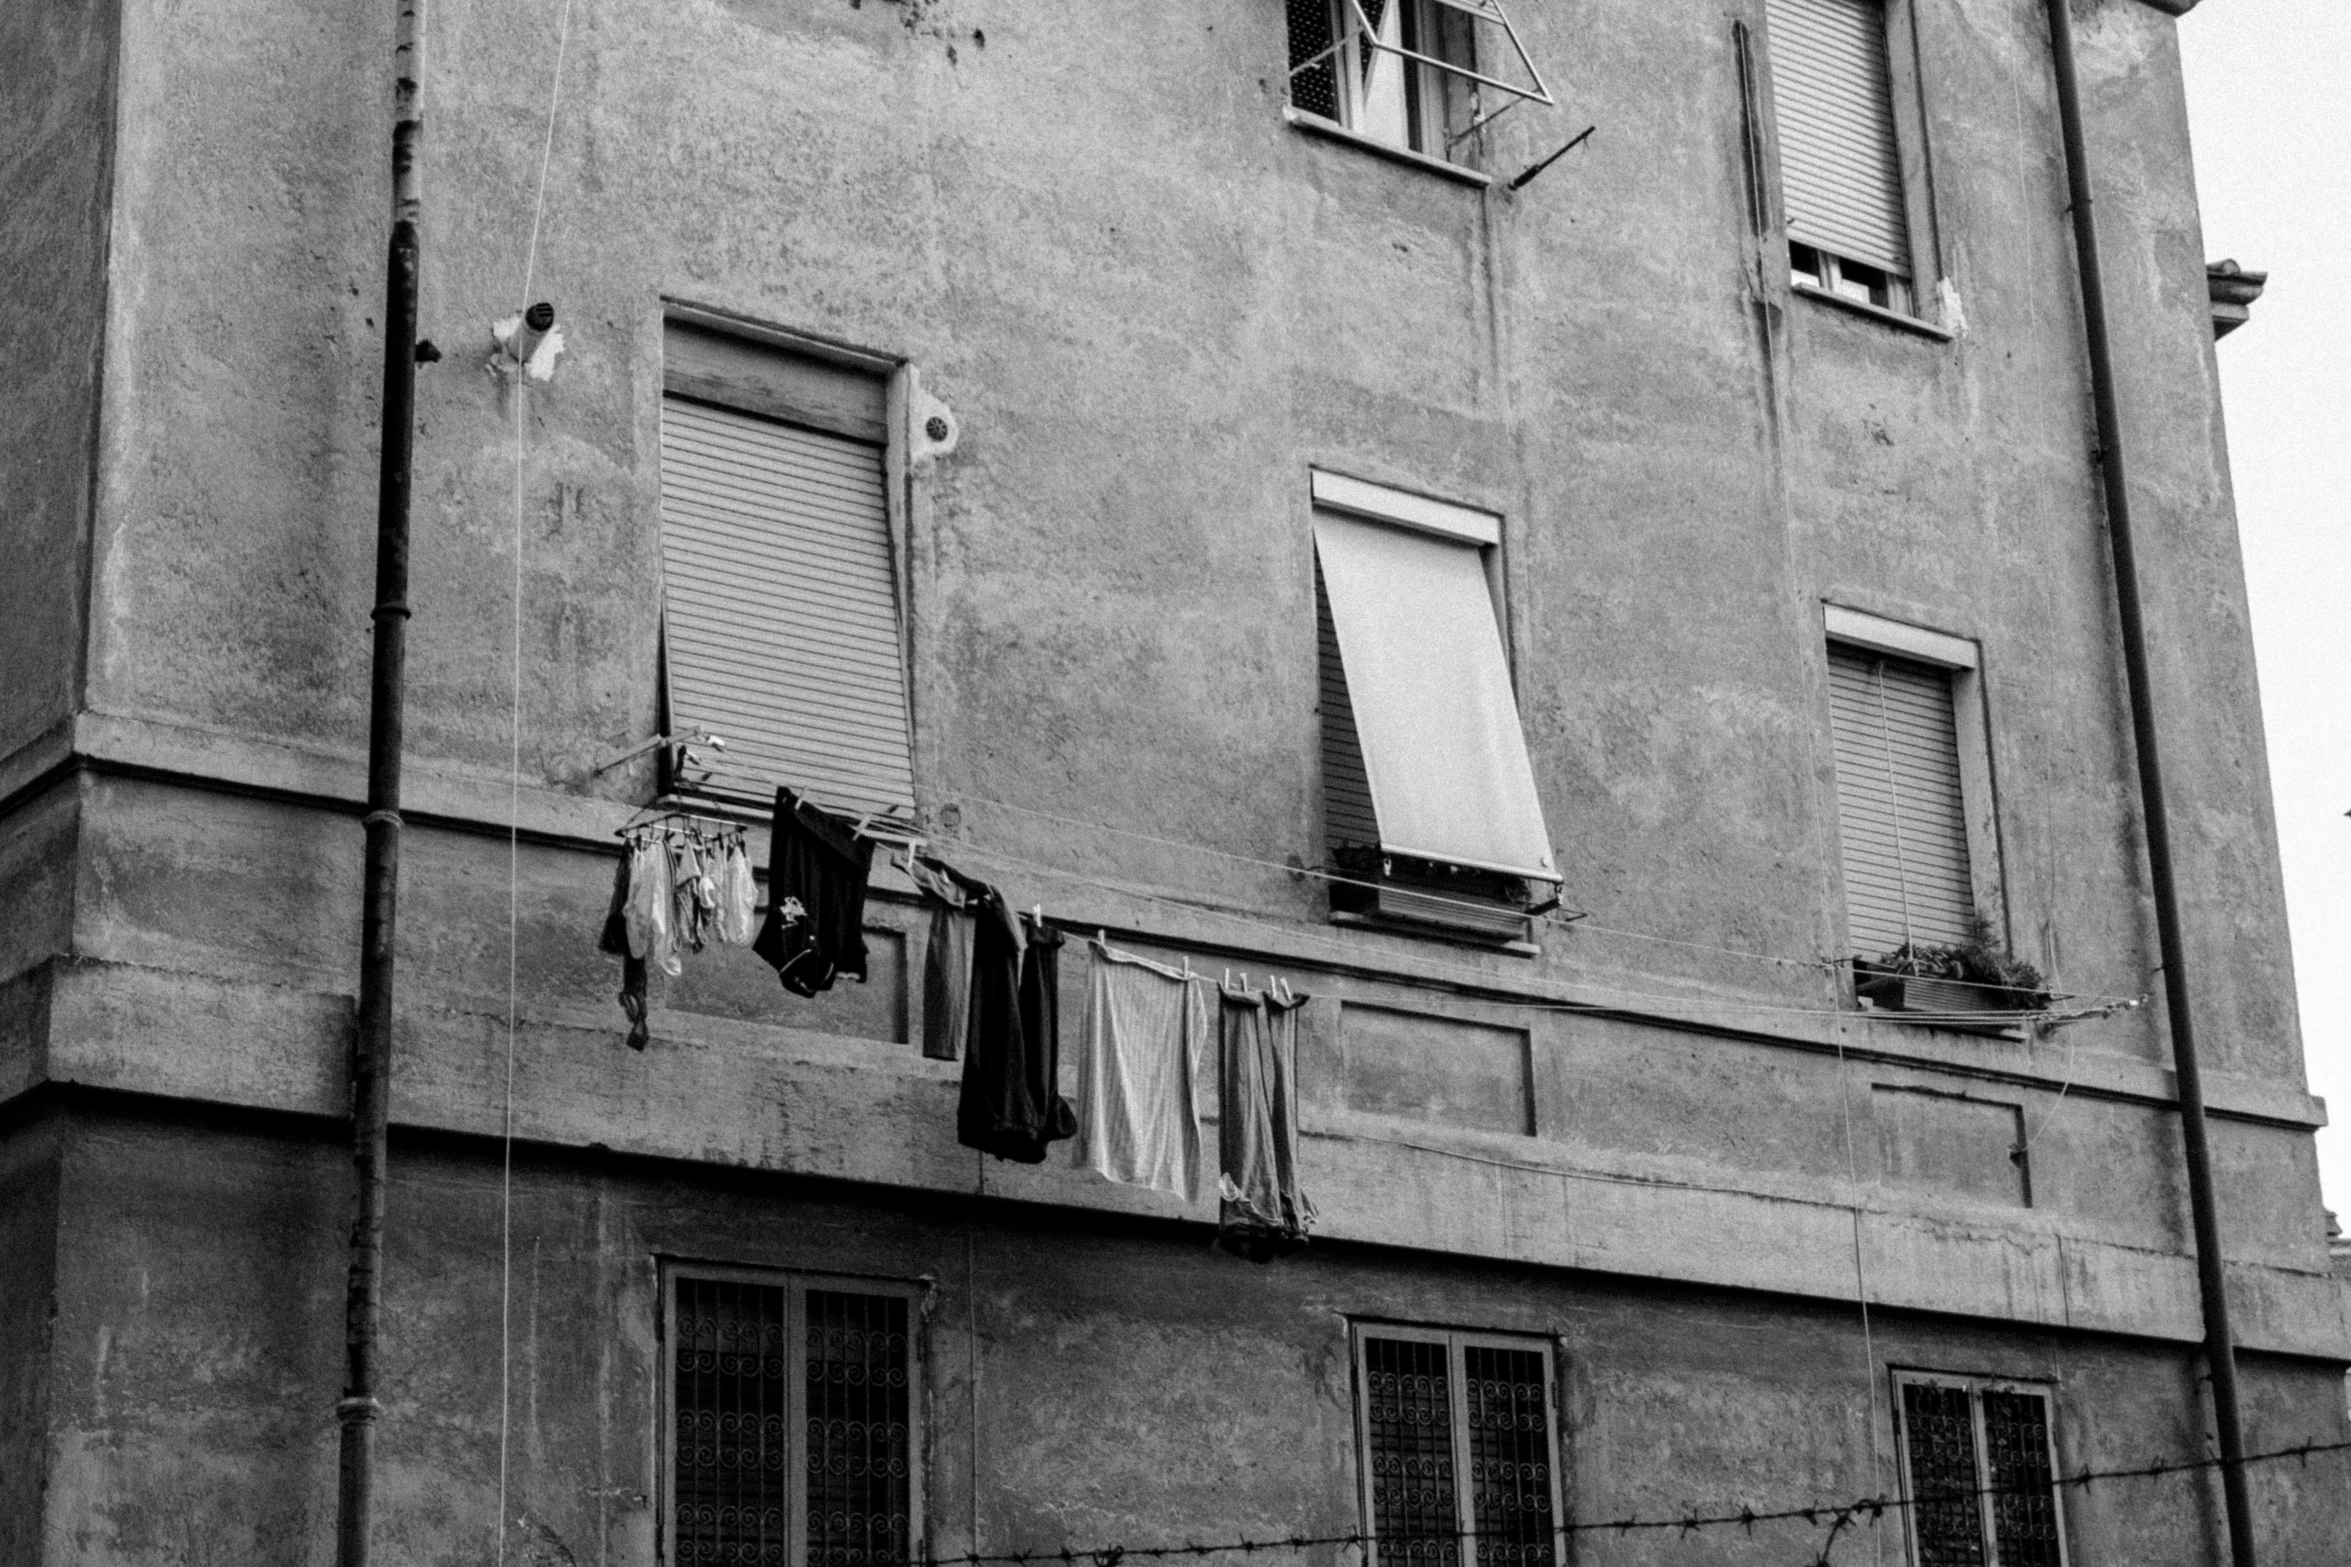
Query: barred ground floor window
[
  {"left": 1893, "top": 1371, "right": 2066, "bottom": 1567},
  {"left": 1352, "top": 1323, "right": 1565, "bottom": 1567},
  {"left": 664, "top": 1266, "right": 922, "bottom": 1567}
]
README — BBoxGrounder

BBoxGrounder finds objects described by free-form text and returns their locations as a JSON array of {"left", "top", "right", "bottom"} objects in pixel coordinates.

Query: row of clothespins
[{"left": 1085, "top": 928, "right": 1296, "bottom": 1000}]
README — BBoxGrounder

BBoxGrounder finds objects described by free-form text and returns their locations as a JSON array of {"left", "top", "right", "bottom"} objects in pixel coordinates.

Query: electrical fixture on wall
[{"left": 491, "top": 300, "right": 565, "bottom": 381}]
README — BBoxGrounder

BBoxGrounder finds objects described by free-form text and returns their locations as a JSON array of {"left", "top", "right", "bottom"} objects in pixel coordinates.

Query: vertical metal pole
[
  {"left": 2041, "top": 4, "right": 2257, "bottom": 1563},
  {"left": 337, "top": 0, "right": 422, "bottom": 1560}
]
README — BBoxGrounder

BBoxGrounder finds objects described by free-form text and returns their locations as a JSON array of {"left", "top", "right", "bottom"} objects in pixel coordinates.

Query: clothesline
[
  {"left": 942, "top": 790, "right": 2142, "bottom": 1009},
  {"left": 946, "top": 836, "right": 2142, "bottom": 1035}
]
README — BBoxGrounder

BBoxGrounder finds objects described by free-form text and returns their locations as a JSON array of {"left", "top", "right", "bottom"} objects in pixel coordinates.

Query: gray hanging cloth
[
  {"left": 908, "top": 854, "right": 989, "bottom": 1062},
  {"left": 1216, "top": 981, "right": 1314, "bottom": 1262}
]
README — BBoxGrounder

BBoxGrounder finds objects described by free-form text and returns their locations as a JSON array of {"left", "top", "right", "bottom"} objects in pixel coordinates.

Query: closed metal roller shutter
[
  {"left": 1828, "top": 644, "right": 1973, "bottom": 953},
  {"left": 1766, "top": 0, "right": 1911, "bottom": 276},
  {"left": 659, "top": 395, "right": 915, "bottom": 819},
  {"left": 1316, "top": 562, "right": 1380, "bottom": 853}
]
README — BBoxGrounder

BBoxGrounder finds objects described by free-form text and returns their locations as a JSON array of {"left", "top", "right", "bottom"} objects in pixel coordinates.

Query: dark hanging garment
[
  {"left": 752, "top": 787, "right": 874, "bottom": 998},
  {"left": 1216, "top": 983, "right": 1314, "bottom": 1263},
  {"left": 908, "top": 855, "right": 988, "bottom": 1063},
  {"left": 956, "top": 896, "right": 1076, "bottom": 1162},
  {"left": 598, "top": 848, "right": 650, "bottom": 1051}
]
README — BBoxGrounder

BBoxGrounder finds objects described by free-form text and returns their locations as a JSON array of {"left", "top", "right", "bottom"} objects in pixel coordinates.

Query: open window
[
  {"left": 1284, "top": 0, "right": 1553, "bottom": 167},
  {"left": 1313, "top": 471, "right": 1559, "bottom": 945},
  {"left": 1892, "top": 1371, "right": 2068, "bottom": 1567},
  {"left": 658, "top": 319, "right": 916, "bottom": 822}
]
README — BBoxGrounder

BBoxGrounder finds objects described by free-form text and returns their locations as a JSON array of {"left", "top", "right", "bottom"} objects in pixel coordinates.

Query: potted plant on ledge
[{"left": 1853, "top": 916, "right": 2051, "bottom": 1017}]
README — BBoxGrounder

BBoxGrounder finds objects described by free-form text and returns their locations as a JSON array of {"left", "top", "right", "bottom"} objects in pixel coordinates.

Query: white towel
[{"left": 1071, "top": 940, "right": 1207, "bottom": 1201}]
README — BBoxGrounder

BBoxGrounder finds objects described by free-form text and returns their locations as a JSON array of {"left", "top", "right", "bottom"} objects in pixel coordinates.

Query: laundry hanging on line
[
  {"left": 907, "top": 853, "right": 989, "bottom": 1063},
  {"left": 599, "top": 816, "right": 758, "bottom": 1050},
  {"left": 1215, "top": 975, "right": 1315, "bottom": 1262},
  {"left": 588, "top": 784, "right": 1317, "bottom": 1254},
  {"left": 1069, "top": 936, "right": 1209, "bottom": 1202},
  {"left": 956, "top": 894, "right": 1077, "bottom": 1163},
  {"left": 753, "top": 786, "right": 875, "bottom": 997}
]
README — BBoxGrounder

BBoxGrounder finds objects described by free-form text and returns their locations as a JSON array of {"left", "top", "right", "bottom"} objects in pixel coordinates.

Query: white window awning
[{"left": 1313, "top": 506, "right": 1559, "bottom": 884}]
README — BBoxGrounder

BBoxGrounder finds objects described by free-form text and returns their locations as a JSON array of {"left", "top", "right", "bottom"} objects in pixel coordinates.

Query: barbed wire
[{"left": 875, "top": 1435, "right": 2351, "bottom": 1567}]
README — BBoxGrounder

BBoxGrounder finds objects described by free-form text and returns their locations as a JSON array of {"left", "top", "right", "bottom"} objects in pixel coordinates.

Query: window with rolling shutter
[
  {"left": 1310, "top": 472, "right": 1558, "bottom": 943},
  {"left": 1892, "top": 1373, "right": 2067, "bottom": 1567},
  {"left": 1355, "top": 1327, "right": 1562, "bottom": 1567},
  {"left": 659, "top": 324, "right": 915, "bottom": 821},
  {"left": 1827, "top": 642, "right": 1976, "bottom": 956},
  {"left": 665, "top": 1268, "right": 920, "bottom": 1567},
  {"left": 1762, "top": 0, "right": 1918, "bottom": 311}
]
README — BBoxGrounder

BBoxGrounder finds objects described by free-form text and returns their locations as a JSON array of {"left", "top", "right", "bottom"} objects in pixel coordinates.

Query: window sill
[
  {"left": 1329, "top": 909, "right": 1540, "bottom": 958},
  {"left": 1792, "top": 282, "right": 1955, "bottom": 342},
  {"left": 1283, "top": 108, "right": 1493, "bottom": 190}
]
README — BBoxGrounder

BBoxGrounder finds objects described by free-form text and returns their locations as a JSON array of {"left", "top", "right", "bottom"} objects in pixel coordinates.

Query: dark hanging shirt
[
  {"left": 956, "top": 896, "right": 1076, "bottom": 1163},
  {"left": 752, "top": 787, "right": 874, "bottom": 998}
]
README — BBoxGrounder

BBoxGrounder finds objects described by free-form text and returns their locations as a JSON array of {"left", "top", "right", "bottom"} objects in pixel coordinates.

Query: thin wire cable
[
  {"left": 836, "top": 1434, "right": 2351, "bottom": 1566},
  {"left": 497, "top": 1, "right": 575, "bottom": 1558},
  {"left": 942, "top": 789, "right": 2142, "bottom": 1008},
  {"left": 944, "top": 837, "right": 2137, "bottom": 1034},
  {"left": 1830, "top": 1034, "right": 1887, "bottom": 1567}
]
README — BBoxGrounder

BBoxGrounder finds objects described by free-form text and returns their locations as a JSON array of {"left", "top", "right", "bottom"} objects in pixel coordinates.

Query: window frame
[
  {"left": 1749, "top": 0, "right": 1950, "bottom": 330},
  {"left": 1284, "top": 0, "right": 1552, "bottom": 175},
  {"left": 1310, "top": 471, "right": 1556, "bottom": 948},
  {"left": 1822, "top": 604, "right": 2007, "bottom": 964},
  {"left": 657, "top": 1260, "right": 930, "bottom": 1567},
  {"left": 1889, "top": 1369, "right": 2070, "bottom": 1567},
  {"left": 1350, "top": 1321, "right": 1569, "bottom": 1567},
  {"left": 653, "top": 307, "right": 922, "bottom": 822}
]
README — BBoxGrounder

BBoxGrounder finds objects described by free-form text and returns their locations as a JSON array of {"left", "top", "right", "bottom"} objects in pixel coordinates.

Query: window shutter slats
[
  {"left": 1317, "top": 561, "right": 1381, "bottom": 853},
  {"left": 1765, "top": 0, "right": 1911, "bottom": 276},
  {"left": 660, "top": 396, "right": 916, "bottom": 820},
  {"left": 1827, "top": 645, "right": 1975, "bottom": 954}
]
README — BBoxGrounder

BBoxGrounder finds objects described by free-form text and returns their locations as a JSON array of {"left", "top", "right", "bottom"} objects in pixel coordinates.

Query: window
[
  {"left": 1759, "top": 0, "right": 1924, "bottom": 316},
  {"left": 1352, "top": 1325, "right": 1564, "bottom": 1567},
  {"left": 1892, "top": 1372, "right": 2067, "bottom": 1567},
  {"left": 662, "top": 1267, "right": 922, "bottom": 1567},
  {"left": 1284, "top": 0, "right": 1552, "bottom": 166},
  {"left": 659, "top": 319, "right": 916, "bottom": 820},
  {"left": 1311, "top": 471, "right": 1559, "bottom": 943},
  {"left": 1823, "top": 606, "right": 2003, "bottom": 997}
]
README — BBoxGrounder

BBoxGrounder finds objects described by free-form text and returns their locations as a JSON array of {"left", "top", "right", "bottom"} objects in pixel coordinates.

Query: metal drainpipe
[
  {"left": 2040, "top": 3, "right": 2257, "bottom": 1563},
  {"left": 337, "top": 0, "right": 423, "bottom": 1560}
]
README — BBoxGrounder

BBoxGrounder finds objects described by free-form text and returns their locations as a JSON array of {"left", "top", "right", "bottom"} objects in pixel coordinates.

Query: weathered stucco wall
[
  {"left": 60, "top": 0, "right": 2306, "bottom": 1090},
  {"left": 30, "top": 1107, "right": 2351, "bottom": 1567},
  {"left": 0, "top": 1119, "right": 62, "bottom": 1567},
  {"left": 0, "top": 0, "right": 114, "bottom": 763},
  {"left": 2, "top": 0, "right": 2342, "bottom": 1557}
]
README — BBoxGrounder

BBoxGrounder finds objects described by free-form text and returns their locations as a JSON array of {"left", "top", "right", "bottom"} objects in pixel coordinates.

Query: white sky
[{"left": 2178, "top": 0, "right": 2351, "bottom": 1218}]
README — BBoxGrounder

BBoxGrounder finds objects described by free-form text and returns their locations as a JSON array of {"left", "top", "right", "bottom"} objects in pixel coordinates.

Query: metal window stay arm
[{"left": 1346, "top": 0, "right": 1555, "bottom": 109}]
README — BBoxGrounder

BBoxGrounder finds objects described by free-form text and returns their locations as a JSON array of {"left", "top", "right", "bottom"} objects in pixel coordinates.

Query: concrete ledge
[
  {"left": 0, "top": 710, "right": 2329, "bottom": 1133},
  {"left": 19, "top": 955, "right": 2349, "bottom": 1361}
]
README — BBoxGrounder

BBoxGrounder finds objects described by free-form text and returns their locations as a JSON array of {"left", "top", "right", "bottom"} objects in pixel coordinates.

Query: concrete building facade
[{"left": 4, "top": 0, "right": 2346, "bottom": 1562}]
